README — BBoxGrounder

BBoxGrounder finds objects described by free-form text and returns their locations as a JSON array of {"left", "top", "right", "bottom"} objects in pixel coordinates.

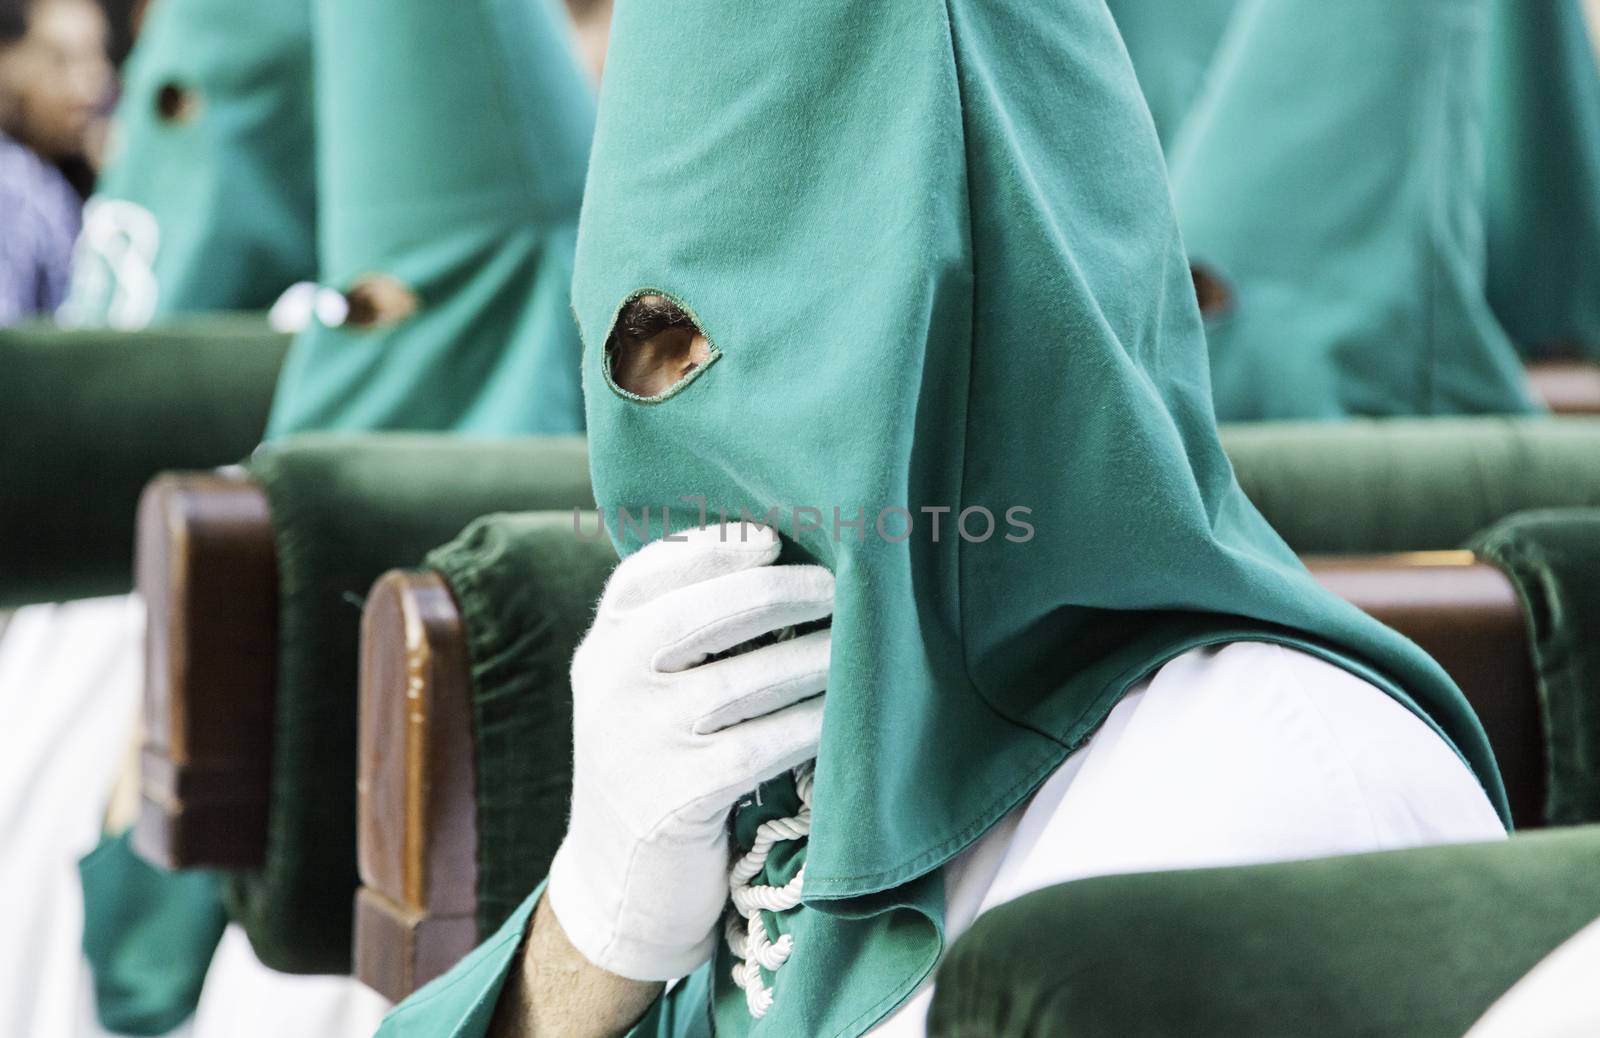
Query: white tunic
[{"left": 872, "top": 641, "right": 1508, "bottom": 1036}]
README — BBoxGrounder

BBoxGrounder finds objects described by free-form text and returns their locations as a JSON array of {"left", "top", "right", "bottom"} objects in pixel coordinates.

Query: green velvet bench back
[
  {"left": 928, "top": 825, "right": 1600, "bottom": 1038},
  {"left": 141, "top": 417, "right": 1600, "bottom": 983},
  {"left": 1, "top": 318, "right": 289, "bottom": 607},
  {"left": 1220, "top": 417, "right": 1600, "bottom": 553},
  {"left": 135, "top": 435, "right": 595, "bottom": 975}
]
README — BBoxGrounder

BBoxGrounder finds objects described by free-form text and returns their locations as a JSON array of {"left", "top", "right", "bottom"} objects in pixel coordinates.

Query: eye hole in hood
[
  {"left": 155, "top": 82, "right": 201, "bottom": 124},
  {"left": 604, "top": 291, "right": 721, "bottom": 402}
]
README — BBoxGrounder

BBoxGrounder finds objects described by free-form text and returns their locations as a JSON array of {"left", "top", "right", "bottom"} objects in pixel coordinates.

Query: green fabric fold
[
  {"left": 264, "top": 0, "right": 593, "bottom": 437},
  {"left": 77, "top": 832, "right": 230, "bottom": 1037},
  {"left": 1170, "top": 0, "right": 1540, "bottom": 420},
  {"left": 1470, "top": 509, "right": 1600, "bottom": 827},
  {"left": 423, "top": 512, "right": 616, "bottom": 937},
  {"left": 60, "top": 0, "right": 316, "bottom": 327},
  {"left": 1219, "top": 417, "right": 1600, "bottom": 553},
  {"left": 1, "top": 318, "right": 289, "bottom": 607},
  {"left": 230, "top": 436, "right": 594, "bottom": 973},
  {"left": 927, "top": 826, "right": 1600, "bottom": 1038}
]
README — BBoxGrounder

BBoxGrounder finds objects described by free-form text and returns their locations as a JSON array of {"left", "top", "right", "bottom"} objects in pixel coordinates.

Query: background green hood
[
  {"left": 61, "top": 0, "right": 316, "bottom": 328},
  {"left": 1484, "top": 0, "right": 1600, "bottom": 361},
  {"left": 1104, "top": 0, "right": 1238, "bottom": 151},
  {"left": 264, "top": 0, "right": 593, "bottom": 437},
  {"left": 573, "top": 0, "right": 1506, "bottom": 902},
  {"left": 1169, "top": 0, "right": 1540, "bottom": 420}
]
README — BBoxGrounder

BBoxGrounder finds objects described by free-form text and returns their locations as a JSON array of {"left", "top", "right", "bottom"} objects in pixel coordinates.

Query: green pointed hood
[
  {"left": 264, "top": 0, "right": 593, "bottom": 437},
  {"left": 1484, "top": 0, "right": 1600, "bottom": 360},
  {"left": 574, "top": 0, "right": 1507, "bottom": 903},
  {"left": 60, "top": 0, "right": 316, "bottom": 328},
  {"left": 1169, "top": 0, "right": 1541, "bottom": 420},
  {"left": 1104, "top": 0, "right": 1239, "bottom": 150}
]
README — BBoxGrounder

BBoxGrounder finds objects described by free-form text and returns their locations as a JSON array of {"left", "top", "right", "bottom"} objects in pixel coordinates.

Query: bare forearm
[{"left": 488, "top": 894, "right": 664, "bottom": 1038}]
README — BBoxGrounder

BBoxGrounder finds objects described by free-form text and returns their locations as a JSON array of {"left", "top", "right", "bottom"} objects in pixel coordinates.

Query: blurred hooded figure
[
  {"left": 57, "top": 0, "right": 317, "bottom": 329},
  {"left": 261, "top": 0, "right": 592, "bottom": 439},
  {"left": 0, "top": 0, "right": 110, "bottom": 325},
  {"left": 1103, "top": 0, "right": 1237, "bottom": 151},
  {"left": 1483, "top": 0, "right": 1600, "bottom": 361},
  {"left": 374, "top": 4, "right": 1507, "bottom": 1037},
  {"left": 1169, "top": 0, "right": 1542, "bottom": 420}
]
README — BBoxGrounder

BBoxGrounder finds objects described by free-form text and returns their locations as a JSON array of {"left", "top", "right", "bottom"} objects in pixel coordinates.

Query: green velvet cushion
[
  {"left": 1221, "top": 417, "right": 1600, "bottom": 552},
  {"left": 0, "top": 318, "right": 290, "bottom": 607},
  {"left": 928, "top": 826, "right": 1600, "bottom": 1038},
  {"left": 78, "top": 832, "right": 230, "bottom": 1037},
  {"left": 1470, "top": 509, "right": 1600, "bottom": 827},
  {"left": 227, "top": 435, "right": 594, "bottom": 973},
  {"left": 424, "top": 512, "right": 617, "bottom": 937}
]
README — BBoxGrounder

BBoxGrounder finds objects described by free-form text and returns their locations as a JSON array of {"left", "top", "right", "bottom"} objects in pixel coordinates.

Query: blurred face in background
[
  {"left": 0, "top": 0, "right": 111, "bottom": 161},
  {"left": 564, "top": 0, "right": 611, "bottom": 84}
]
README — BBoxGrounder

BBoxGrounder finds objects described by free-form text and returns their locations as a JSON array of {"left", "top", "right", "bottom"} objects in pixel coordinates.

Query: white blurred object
[
  {"left": 312, "top": 286, "right": 350, "bottom": 329},
  {"left": 1464, "top": 915, "right": 1600, "bottom": 1038},
  {"left": 57, "top": 199, "right": 162, "bottom": 331},
  {"left": 267, "top": 281, "right": 320, "bottom": 333},
  {"left": 0, "top": 597, "right": 146, "bottom": 1038},
  {"left": 0, "top": 598, "right": 391, "bottom": 1038},
  {"left": 269, "top": 281, "right": 351, "bottom": 334},
  {"left": 187, "top": 927, "right": 390, "bottom": 1038}
]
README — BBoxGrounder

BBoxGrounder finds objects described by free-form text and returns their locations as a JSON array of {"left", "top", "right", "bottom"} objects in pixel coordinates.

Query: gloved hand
[{"left": 546, "top": 523, "right": 832, "bottom": 981}]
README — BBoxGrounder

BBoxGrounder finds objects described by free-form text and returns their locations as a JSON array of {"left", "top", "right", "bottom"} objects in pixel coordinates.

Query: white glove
[{"left": 545, "top": 523, "right": 832, "bottom": 981}]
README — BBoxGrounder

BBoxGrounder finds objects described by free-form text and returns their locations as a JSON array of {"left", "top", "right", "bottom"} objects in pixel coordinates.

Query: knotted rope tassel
[{"left": 726, "top": 765, "right": 813, "bottom": 1018}]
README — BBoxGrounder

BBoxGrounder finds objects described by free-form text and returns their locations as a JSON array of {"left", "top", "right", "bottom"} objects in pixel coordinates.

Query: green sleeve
[{"left": 375, "top": 884, "right": 712, "bottom": 1038}]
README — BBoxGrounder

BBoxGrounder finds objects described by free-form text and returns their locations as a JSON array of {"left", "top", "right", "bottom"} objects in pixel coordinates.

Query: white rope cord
[{"left": 726, "top": 765, "right": 814, "bottom": 1019}]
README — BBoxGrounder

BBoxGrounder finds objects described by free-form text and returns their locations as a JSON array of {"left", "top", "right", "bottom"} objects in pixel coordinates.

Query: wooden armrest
[
  {"left": 1526, "top": 359, "right": 1600, "bottom": 416},
  {"left": 1306, "top": 551, "right": 1542, "bottom": 830},
  {"left": 355, "top": 569, "right": 477, "bottom": 1003},
  {"left": 133, "top": 469, "right": 278, "bottom": 869}
]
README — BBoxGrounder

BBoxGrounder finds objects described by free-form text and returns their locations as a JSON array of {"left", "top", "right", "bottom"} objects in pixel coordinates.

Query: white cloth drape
[
  {"left": 0, "top": 598, "right": 389, "bottom": 1038},
  {"left": 872, "top": 641, "right": 1508, "bottom": 1037}
]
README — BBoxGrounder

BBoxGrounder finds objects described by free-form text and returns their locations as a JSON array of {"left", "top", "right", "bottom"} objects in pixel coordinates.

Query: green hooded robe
[
  {"left": 262, "top": 0, "right": 594, "bottom": 437},
  {"left": 59, "top": 0, "right": 316, "bottom": 328},
  {"left": 378, "top": 2, "right": 1506, "bottom": 1035},
  {"left": 1169, "top": 0, "right": 1542, "bottom": 421},
  {"left": 1484, "top": 0, "right": 1600, "bottom": 360}
]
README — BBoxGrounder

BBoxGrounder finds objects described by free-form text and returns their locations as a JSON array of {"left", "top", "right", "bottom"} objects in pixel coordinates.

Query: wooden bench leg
[
  {"left": 356, "top": 570, "right": 478, "bottom": 1002},
  {"left": 135, "top": 470, "right": 278, "bottom": 869}
]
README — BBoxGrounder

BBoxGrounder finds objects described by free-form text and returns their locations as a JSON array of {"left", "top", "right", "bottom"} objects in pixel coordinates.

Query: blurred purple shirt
[{"left": 0, "top": 131, "right": 82, "bottom": 327}]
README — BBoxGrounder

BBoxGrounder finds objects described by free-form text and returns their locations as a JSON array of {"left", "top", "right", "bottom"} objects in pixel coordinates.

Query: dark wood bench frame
[
  {"left": 354, "top": 570, "right": 478, "bottom": 1002},
  {"left": 134, "top": 469, "right": 278, "bottom": 869}
]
